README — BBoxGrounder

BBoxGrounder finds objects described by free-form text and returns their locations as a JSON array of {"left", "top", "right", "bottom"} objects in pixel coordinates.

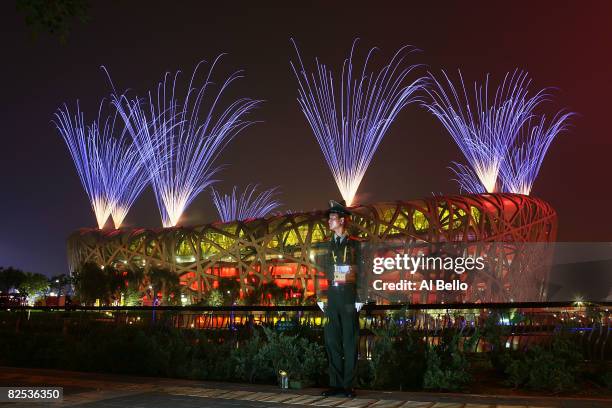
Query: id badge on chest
[{"left": 334, "top": 264, "right": 350, "bottom": 283}]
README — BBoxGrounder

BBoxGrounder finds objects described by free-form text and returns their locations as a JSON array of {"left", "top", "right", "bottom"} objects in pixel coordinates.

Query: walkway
[{"left": 0, "top": 367, "right": 609, "bottom": 408}]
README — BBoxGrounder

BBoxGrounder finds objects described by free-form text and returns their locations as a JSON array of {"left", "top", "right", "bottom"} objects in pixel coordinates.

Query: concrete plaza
[{"left": 0, "top": 367, "right": 609, "bottom": 408}]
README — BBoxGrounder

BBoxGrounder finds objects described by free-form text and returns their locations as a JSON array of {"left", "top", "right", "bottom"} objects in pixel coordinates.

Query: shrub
[
  {"left": 480, "top": 310, "right": 511, "bottom": 372},
  {"left": 368, "top": 322, "right": 427, "bottom": 390},
  {"left": 297, "top": 334, "right": 328, "bottom": 385},
  {"left": 123, "top": 287, "right": 142, "bottom": 306},
  {"left": 228, "top": 325, "right": 327, "bottom": 385},
  {"left": 598, "top": 369, "right": 612, "bottom": 390},
  {"left": 188, "top": 330, "right": 235, "bottom": 380},
  {"left": 73, "top": 263, "right": 110, "bottom": 304},
  {"left": 231, "top": 328, "right": 274, "bottom": 383},
  {"left": 257, "top": 326, "right": 326, "bottom": 384},
  {"left": 423, "top": 331, "right": 471, "bottom": 391},
  {"left": 204, "top": 289, "right": 224, "bottom": 306},
  {"left": 501, "top": 333, "right": 583, "bottom": 392}
]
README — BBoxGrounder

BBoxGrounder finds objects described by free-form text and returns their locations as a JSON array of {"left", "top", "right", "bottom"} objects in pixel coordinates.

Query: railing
[{"left": 2, "top": 301, "right": 611, "bottom": 360}]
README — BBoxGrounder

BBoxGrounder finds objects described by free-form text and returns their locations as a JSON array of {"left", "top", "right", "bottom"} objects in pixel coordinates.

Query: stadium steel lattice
[{"left": 67, "top": 193, "right": 557, "bottom": 304}]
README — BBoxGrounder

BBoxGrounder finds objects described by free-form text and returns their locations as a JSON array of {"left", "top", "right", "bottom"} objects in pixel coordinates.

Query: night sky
[{"left": 1, "top": 1, "right": 611, "bottom": 278}]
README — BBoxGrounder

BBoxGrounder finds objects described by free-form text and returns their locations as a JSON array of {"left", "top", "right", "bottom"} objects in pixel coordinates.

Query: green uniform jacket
[{"left": 316, "top": 235, "right": 368, "bottom": 303}]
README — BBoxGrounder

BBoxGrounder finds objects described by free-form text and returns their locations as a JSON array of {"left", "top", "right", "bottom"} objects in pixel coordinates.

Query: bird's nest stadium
[{"left": 67, "top": 193, "right": 557, "bottom": 304}]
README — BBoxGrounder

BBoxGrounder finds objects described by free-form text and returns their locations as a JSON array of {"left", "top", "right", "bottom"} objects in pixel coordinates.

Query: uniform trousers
[{"left": 324, "top": 283, "right": 359, "bottom": 389}]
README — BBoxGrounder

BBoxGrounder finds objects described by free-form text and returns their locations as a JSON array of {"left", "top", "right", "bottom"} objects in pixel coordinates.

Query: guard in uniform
[{"left": 318, "top": 200, "right": 367, "bottom": 398}]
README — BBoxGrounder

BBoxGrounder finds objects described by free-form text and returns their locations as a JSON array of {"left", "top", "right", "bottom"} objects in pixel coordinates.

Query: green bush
[
  {"left": 0, "top": 330, "right": 66, "bottom": 368},
  {"left": 0, "top": 312, "right": 603, "bottom": 394},
  {"left": 588, "top": 360, "right": 612, "bottom": 390},
  {"left": 188, "top": 330, "right": 235, "bottom": 380},
  {"left": 368, "top": 324, "right": 395, "bottom": 389},
  {"left": 598, "top": 369, "right": 612, "bottom": 390},
  {"left": 0, "top": 322, "right": 238, "bottom": 380},
  {"left": 255, "top": 326, "right": 327, "bottom": 385},
  {"left": 501, "top": 334, "right": 583, "bottom": 392},
  {"left": 231, "top": 328, "right": 274, "bottom": 383},
  {"left": 298, "top": 335, "right": 328, "bottom": 385},
  {"left": 0, "top": 317, "right": 328, "bottom": 385},
  {"left": 123, "top": 287, "right": 142, "bottom": 306},
  {"left": 480, "top": 310, "right": 511, "bottom": 372},
  {"left": 367, "top": 322, "right": 427, "bottom": 390},
  {"left": 423, "top": 331, "right": 471, "bottom": 391},
  {"left": 204, "top": 289, "right": 224, "bottom": 306}
]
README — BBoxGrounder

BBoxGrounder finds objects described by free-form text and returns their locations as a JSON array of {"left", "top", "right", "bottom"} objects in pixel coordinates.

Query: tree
[
  {"left": 19, "top": 272, "right": 49, "bottom": 298},
  {"left": 123, "top": 287, "right": 142, "bottom": 306},
  {"left": 122, "top": 265, "right": 145, "bottom": 305},
  {"left": 73, "top": 262, "right": 109, "bottom": 305},
  {"left": 217, "top": 277, "right": 241, "bottom": 306},
  {"left": 49, "top": 273, "right": 71, "bottom": 295},
  {"left": 148, "top": 267, "right": 181, "bottom": 305},
  {"left": 16, "top": 0, "right": 91, "bottom": 43},
  {"left": 0, "top": 267, "right": 26, "bottom": 293},
  {"left": 108, "top": 265, "right": 145, "bottom": 305}
]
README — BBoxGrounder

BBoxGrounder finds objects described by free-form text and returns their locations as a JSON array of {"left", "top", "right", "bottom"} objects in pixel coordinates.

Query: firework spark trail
[
  {"left": 212, "top": 184, "right": 281, "bottom": 222},
  {"left": 290, "top": 39, "right": 424, "bottom": 206},
  {"left": 424, "top": 70, "right": 547, "bottom": 193},
  {"left": 500, "top": 112, "right": 573, "bottom": 195},
  {"left": 449, "top": 162, "right": 486, "bottom": 194},
  {"left": 113, "top": 57, "right": 262, "bottom": 227},
  {"left": 54, "top": 103, "right": 111, "bottom": 229},
  {"left": 91, "top": 100, "right": 153, "bottom": 229}
]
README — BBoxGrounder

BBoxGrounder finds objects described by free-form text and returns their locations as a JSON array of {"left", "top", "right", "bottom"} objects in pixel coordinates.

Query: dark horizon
[{"left": 1, "top": 1, "right": 611, "bottom": 278}]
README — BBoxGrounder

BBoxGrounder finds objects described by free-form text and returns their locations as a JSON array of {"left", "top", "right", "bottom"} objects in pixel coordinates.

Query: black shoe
[
  {"left": 321, "top": 387, "right": 341, "bottom": 397},
  {"left": 342, "top": 388, "right": 356, "bottom": 398}
]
